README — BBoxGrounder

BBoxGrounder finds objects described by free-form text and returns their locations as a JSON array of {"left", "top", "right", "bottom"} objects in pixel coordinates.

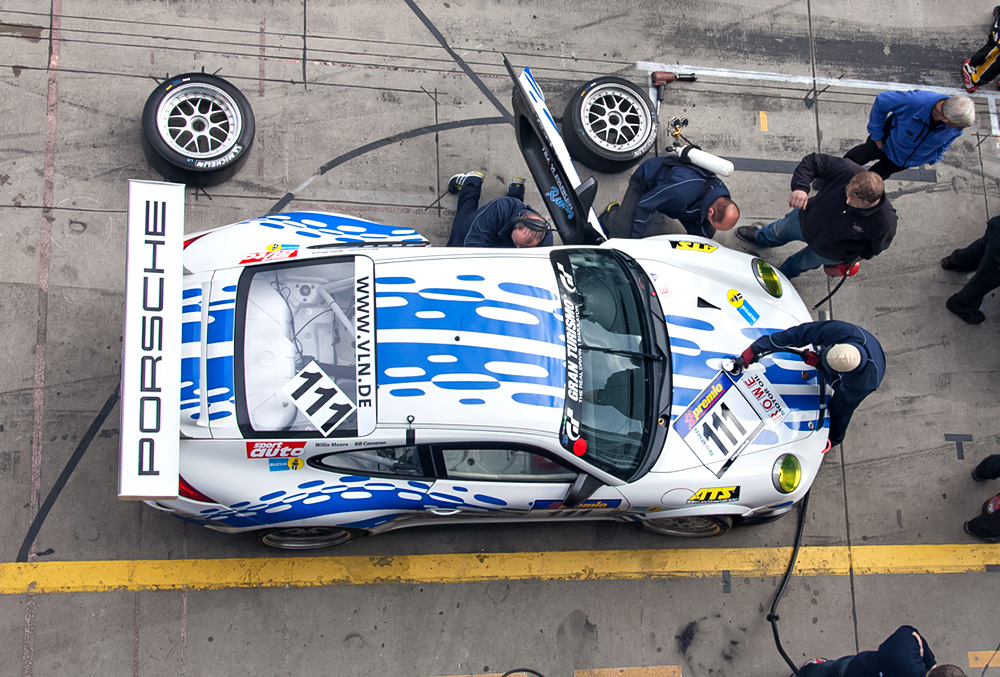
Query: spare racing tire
[
  {"left": 140, "top": 72, "right": 255, "bottom": 188},
  {"left": 562, "top": 76, "right": 656, "bottom": 173}
]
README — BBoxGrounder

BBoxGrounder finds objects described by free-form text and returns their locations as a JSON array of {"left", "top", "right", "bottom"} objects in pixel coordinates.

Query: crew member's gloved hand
[
  {"left": 734, "top": 346, "right": 757, "bottom": 370},
  {"left": 823, "top": 262, "right": 861, "bottom": 277},
  {"left": 802, "top": 350, "right": 820, "bottom": 366}
]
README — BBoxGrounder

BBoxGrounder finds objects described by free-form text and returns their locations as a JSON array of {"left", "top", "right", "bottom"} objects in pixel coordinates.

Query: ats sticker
[
  {"left": 240, "top": 248, "right": 299, "bottom": 265},
  {"left": 727, "top": 289, "right": 759, "bottom": 325},
  {"left": 688, "top": 486, "right": 741, "bottom": 503},
  {"left": 671, "top": 240, "right": 718, "bottom": 253},
  {"left": 269, "top": 458, "right": 304, "bottom": 471},
  {"left": 246, "top": 441, "right": 307, "bottom": 459}
]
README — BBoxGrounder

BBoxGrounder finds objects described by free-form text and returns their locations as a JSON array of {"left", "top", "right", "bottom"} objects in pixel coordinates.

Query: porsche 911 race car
[{"left": 119, "top": 64, "right": 829, "bottom": 549}]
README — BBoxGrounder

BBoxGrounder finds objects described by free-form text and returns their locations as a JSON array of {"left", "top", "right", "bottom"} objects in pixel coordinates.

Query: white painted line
[
  {"left": 636, "top": 60, "right": 1000, "bottom": 101},
  {"left": 989, "top": 96, "right": 1000, "bottom": 149}
]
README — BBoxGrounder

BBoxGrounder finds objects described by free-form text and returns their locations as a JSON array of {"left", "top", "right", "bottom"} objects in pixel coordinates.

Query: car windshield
[{"left": 551, "top": 248, "right": 668, "bottom": 480}]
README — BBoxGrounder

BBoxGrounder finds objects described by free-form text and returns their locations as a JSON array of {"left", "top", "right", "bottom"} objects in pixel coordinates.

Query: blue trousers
[
  {"left": 799, "top": 656, "right": 852, "bottom": 677},
  {"left": 754, "top": 208, "right": 840, "bottom": 279}
]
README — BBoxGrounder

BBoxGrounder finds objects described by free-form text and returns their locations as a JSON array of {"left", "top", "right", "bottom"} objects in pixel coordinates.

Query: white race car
[{"left": 119, "top": 63, "right": 828, "bottom": 549}]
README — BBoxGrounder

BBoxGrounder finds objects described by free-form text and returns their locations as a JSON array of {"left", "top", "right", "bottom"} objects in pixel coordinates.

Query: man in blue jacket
[
  {"left": 795, "top": 625, "right": 965, "bottom": 677},
  {"left": 600, "top": 156, "right": 740, "bottom": 239},
  {"left": 844, "top": 90, "right": 975, "bottom": 179},
  {"left": 736, "top": 320, "right": 885, "bottom": 446},
  {"left": 446, "top": 171, "right": 554, "bottom": 248}
]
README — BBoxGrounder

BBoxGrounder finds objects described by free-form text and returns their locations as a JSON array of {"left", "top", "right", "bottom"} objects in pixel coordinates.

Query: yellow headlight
[
  {"left": 754, "top": 259, "right": 783, "bottom": 298},
  {"left": 772, "top": 454, "right": 801, "bottom": 494}
]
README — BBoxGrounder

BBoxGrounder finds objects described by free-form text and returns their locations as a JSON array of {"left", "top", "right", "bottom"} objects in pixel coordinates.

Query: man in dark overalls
[
  {"left": 446, "top": 171, "right": 554, "bottom": 248},
  {"left": 736, "top": 320, "right": 885, "bottom": 447},
  {"left": 600, "top": 155, "right": 740, "bottom": 240}
]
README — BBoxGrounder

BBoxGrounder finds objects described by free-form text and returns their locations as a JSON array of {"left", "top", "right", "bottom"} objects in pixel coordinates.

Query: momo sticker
[
  {"left": 671, "top": 240, "right": 717, "bottom": 252},
  {"left": 727, "top": 289, "right": 759, "bottom": 325}
]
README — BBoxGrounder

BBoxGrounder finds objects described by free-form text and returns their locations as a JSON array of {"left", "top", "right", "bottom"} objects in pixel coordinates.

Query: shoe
[
  {"left": 940, "top": 255, "right": 977, "bottom": 272},
  {"left": 735, "top": 225, "right": 760, "bottom": 246},
  {"left": 946, "top": 295, "right": 986, "bottom": 324},
  {"left": 964, "top": 520, "right": 1000, "bottom": 543},
  {"left": 962, "top": 59, "right": 979, "bottom": 93},
  {"left": 507, "top": 177, "right": 526, "bottom": 199},
  {"left": 447, "top": 170, "right": 485, "bottom": 194},
  {"left": 973, "top": 465, "right": 990, "bottom": 482}
]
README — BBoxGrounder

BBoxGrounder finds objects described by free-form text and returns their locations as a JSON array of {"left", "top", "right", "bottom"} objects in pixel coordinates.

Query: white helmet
[{"left": 822, "top": 344, "right": 862, "bottom": 372}]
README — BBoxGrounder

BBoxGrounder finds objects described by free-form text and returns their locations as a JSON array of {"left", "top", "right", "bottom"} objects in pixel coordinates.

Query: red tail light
[
  {"left": 178, "top": 475, "right": 216, "bottom": 503},
  {"left": 183, "top": 233, "right": 208, "bottom": 249}
]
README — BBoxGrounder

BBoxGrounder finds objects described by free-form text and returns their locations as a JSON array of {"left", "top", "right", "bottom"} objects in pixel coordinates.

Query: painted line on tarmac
[
  {"left": 636, "top": 60, "right": 1000, "bottom": 146},
  {"left": 437, "top": 668, "right": 681, "bottom": 677},
  {"left": 2, "top": 543, "right": 999, "bottom": 595},
  {"left": 969, "top": 650, "right": 1000, "bottom": 668}
]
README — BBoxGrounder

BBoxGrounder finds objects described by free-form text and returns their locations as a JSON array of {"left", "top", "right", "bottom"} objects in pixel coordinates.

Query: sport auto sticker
[
  {"left": 672, "top": 371, "right": 766, "bottom": 477},
  {"left": 246, "top": 441, "right": 307, "bottom": 458},
  {"left": 727, "top": 289, "right": 759, "bottom": 325},
  {"left": 281, "top": 361, "right": 356, "bottom": 436},
  {"left": 670, "top": 240, "right": 718, "bottom": 253}
]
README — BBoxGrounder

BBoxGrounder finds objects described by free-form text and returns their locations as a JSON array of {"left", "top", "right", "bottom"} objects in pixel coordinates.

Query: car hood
[{"left": 608, "top": 236, "right": 823, "bottom": 474}]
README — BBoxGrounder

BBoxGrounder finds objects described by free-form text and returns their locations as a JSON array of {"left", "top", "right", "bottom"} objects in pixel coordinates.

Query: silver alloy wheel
[
  {"left": 155, "top": 83, "right": 243, "bottom": 159},
  {"left": 579, "top": 83, "right": 653, "bottom": 154},
  {"left": 259, "top": 526, "right": 355, "bottom": 550},
  {"left": 642, "top": 515, "right": 732, "bottom": 537}
]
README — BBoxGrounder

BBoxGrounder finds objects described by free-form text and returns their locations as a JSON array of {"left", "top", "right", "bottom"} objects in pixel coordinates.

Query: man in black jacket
[
  {"left": 736, "top": 154, "right": 897, "bottom": 279},
  {"left": 736, "top": 320, "right": 884, "bottom": 446},
  {"left": 795, "top": 625, "right": 964, "bottom": 677}
]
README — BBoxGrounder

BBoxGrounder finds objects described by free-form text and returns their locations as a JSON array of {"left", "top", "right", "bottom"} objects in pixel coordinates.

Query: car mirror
[{"left": 563, "top": 472, "right": 604, "bottom": 508}]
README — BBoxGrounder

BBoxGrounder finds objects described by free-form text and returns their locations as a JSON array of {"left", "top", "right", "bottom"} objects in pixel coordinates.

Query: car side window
[
  {"left": 312, "top": 446, "right": 424, "bottom": 477},
  {"left": 439, "top": 447, "right": 577, "bottom": 482}
]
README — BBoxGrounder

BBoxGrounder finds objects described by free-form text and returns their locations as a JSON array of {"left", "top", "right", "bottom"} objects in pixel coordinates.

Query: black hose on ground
[{"left": 766, "top": 490, "right": 811, "bottom": 677}]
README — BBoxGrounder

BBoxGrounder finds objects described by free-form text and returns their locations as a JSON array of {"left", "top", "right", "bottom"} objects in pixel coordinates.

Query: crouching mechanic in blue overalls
[
  {"left": 600, "top": 155, "right": 740, "bottom": 239},
  {"left": 734, "top": 320, "right": 885, "bottom": 446},
  {"left": 445, "top": 171, "right": 554, "bottom": 248}
]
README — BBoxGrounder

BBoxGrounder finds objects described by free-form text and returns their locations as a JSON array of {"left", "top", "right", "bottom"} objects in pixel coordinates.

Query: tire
[
  {"left": 641, "top": 515, "right": 733, "bottom": 538},
  {"left": 140, "top": 72, "right": 255, "bottom": 188},
  {"left": 562, "top": 76, "right": 656, "bottom": 173},
  {"left": 257, "top": 526, "right": 361, "bottom": 550}
]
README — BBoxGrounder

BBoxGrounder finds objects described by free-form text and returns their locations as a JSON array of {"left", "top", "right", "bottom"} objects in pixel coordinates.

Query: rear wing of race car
[
  {"left": 505, "top": 57, "right": 607, "bottom": 245},
  {"left": 119, "top": 180, "right": 183, "bottom": 500}
]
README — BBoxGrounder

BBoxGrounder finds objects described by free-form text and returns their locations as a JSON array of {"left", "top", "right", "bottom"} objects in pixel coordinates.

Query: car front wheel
[
  {"left": 641, "top": 515, "right": 733, "bottom": 538},
  {"left": 258, "top": 526, "right": 360, "bottom": 550}
]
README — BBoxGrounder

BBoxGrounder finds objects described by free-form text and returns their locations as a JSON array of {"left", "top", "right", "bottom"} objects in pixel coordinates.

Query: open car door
[{"left": 505, "top": 58, "right": 607, "bottom": 245}]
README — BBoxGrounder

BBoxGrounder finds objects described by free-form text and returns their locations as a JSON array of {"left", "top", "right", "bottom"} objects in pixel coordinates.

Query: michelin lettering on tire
[
  {"left": 140, "top": 72, "right": 255, "bottom": 188},
  {"left": 562, "top": 76, "right": 656, "bottom": 174}
]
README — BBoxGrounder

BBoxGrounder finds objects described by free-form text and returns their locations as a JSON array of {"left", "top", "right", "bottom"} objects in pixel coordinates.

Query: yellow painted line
[
  {"left": 576, "top": 667, "right": 681, "bottom": 676},
  {"left": 759, "top": 110, "right": 767, "bottom": 131},
  {"left": 970, "top": 651, "right": 1000, "bottom": 668},
  {"left": 2, "top": 544, "right": 999, "bottom": 595}
]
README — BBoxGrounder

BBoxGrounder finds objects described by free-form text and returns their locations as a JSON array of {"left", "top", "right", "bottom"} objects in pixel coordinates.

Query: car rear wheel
[
  {"left": 140, "top": 72, "right": 255, "bottom": 187},
  {"left": 641, "top": 515, "right": 733, "bottom": 537},
  {"left": 258, "top": 526, "right": 360, "bottom": 550},
  {"left": 562, "top": 76, "right": 656, "bottom": 173}
]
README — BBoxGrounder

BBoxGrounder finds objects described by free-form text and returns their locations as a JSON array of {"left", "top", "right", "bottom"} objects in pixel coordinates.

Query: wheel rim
[
  {"left": 156, "top": 83, "right": 243, "bottom": 159},
  {"left": 580, "top": 83, "right": 652, "bottom": 153},
  {"left": 259, "top": 527, "right": 354, "bottom": 550},
  {"left": 643, "top": 516, "right": 727, "bottom": 537}
]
